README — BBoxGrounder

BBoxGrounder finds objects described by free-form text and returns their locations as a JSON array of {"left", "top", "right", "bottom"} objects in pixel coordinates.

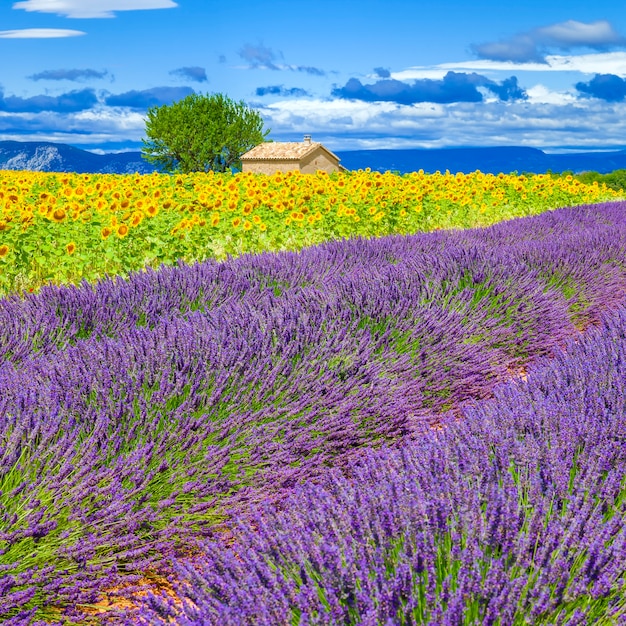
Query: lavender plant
[
  {"left": 133, "top": 301, "right": 626, "bottom": 625},
  {"left": 0, "top": 201, "right": 625, "bottom": 622}
]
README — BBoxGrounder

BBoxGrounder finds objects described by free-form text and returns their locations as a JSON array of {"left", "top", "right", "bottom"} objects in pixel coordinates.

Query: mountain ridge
[
  {"left": 2, "top": 140, "right": 626, "bottom": 175},
  {"left": 0, "top": 140, "right": 156, "bottom": 174}
]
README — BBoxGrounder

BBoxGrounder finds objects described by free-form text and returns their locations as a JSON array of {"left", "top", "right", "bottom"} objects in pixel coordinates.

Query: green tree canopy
[{"left": 141, "top": 92, "right": 269, "bottom": 173}]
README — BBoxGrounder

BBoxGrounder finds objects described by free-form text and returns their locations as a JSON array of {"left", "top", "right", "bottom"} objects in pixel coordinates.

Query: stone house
[{"left": 240, "top": 135, "right": 346, "bottom": 174}]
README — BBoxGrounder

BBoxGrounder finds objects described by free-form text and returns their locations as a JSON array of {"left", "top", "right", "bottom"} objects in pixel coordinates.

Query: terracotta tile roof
[{"left": 241, "top": 141, "right": 321, "bottom": 161}]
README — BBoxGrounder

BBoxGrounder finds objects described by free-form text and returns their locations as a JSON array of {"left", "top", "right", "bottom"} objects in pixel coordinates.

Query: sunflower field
[{"left": 0, "top": 168, "right": 618, "bottom": 295}]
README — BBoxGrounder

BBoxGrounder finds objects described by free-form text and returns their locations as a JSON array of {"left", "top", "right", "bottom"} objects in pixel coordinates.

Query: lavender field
[
  {"left": 1, "top": 201, "right": 626, "bottom": 624},
  {"left": 137, "top": 300, "right": 626, "bottom": 625}
]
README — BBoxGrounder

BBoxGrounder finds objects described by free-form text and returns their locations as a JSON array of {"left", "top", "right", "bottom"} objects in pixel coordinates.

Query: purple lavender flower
[
  {"left": 0, "top": 201, "right": 625, "bottom": 621},
  {"left": 132, "top": 300, "right": 626, "bottom": 624}
]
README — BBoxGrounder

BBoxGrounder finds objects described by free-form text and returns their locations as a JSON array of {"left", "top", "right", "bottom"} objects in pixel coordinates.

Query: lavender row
[
  {"left": 1, "top": 202, "right": 625, "bottom": 621},
  {"left": 133, "top": 300, "right": 626, "bottom": 625},
  {"left": 1, "top": 201, "right": 625, "bottom": 365}
]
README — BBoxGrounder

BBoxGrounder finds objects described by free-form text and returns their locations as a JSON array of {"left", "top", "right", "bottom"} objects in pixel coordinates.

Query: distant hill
[
  {"left": 0, "top": 141, "right": 156, "bottom": 174},
  {"left": 2, "top": 140, "right": 626, "bottom": 176},
  {"left": 335, "top": 146, "right": 626, "bottom": 175}
]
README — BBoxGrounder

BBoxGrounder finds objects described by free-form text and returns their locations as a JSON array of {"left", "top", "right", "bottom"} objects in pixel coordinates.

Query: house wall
[
  {"left": 300, "top": 148, "right": 340, "bottom": 174},
  {"left": 241, "top": 159, "right": 301, "bottom": 174}
]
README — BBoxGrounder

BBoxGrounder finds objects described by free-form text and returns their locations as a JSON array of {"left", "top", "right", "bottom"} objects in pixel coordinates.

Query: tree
[{"left": 141, "top": 92, "right": 269, "bottom": 173}]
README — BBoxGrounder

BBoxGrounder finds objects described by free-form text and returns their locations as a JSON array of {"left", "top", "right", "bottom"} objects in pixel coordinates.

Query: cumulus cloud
[
  {"left": 12, "top": 0, "right": 178, "bottom": 18},
  {"left": 3, "top": 89, "right": 626, "bottom": 153},
  {"left": 258, "top": 96, "right": 626, "bottom": 152},
  {"left": 255, "top": 85, "right": 309, "bottom": 97},
  {"left": 485, "top": 76, "right": 527, "bottom": 101},
  {"left": 0, "top": 85, "right": 193, "bottom": 115},
  {"left": 169, "top": 66, "right": 208, "bottom": 82},
  {"left": 525, "top": 85, "right": 577, "bottom": 105},
  {"left": 103, "top": 86, "right": 194, "bottom": 109},
  {"left": 29, "top": 69, "right": 109, "bottom": 81},
  {"left": 472, "top": 20, "right": 626, "bottom": 64},
  {"left": 0, "top": 107, "right": 148, "bottom": 148},
  {"left": 0, "top": 88, "right": 98, "bottom": 112},
  {"left": 0, "top": 28, "right": 84, "bottom": 38},
  {"left": 332, "top": 72, "right": 527, "bottom": 105},
  {"left": 576, "top": 73, "right": 626, "bottom": 101},
  {"left": 333, "top": 75, "right": 479, "bottom": 104}
]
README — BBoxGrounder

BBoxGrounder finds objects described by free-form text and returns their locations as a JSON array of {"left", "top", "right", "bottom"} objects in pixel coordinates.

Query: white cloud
[
  {"left": 392, "top": 63, "right": 535, "bottom": 81},
  {"left": 393, "top": 51, "right": 626, "bottom": 81},
  {"left": 256, "top": 97, "right": 626, "bottom": 152},
  {"left": 525, "top": 85, "right": 577, "bottom": 105},
  {"left": 544, "top": 51, "right": 626, "bottom": 76},
  {"left": 535, "top": 20, "right": 624, "bottom": 47},
  {"left": 471, "top": 20, "right": 626, "bottom": 64},
  {"left": 0, "top": 106, "right": 147, "bottom": 146},
  {"left": 87, "top": 147, "right": 139, "bottom": 154},
  {"left": 2, "top": 92, "right": 626, "bottom": 153},
  {"left": 0, "top": 28, "right": 85, "bottom": 38},
  {"left": 72, "top": 107, "right": 147, "bottom": 131},
  {"left": 385, "top": 68, "right": 450, "bottom": 81},
  {"left": 12, "top": 0, "right": 177, "bottom": 18},
  {"left": 259, "top": 99, "right": 446, "bottom": 141}
]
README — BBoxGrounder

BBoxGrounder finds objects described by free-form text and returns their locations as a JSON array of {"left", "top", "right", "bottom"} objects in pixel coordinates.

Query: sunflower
[
  {"left": 117, "top": 224, "right": 129, "bottom": 238},
  {"left": 52, "top": 208, "right": 67, "bottom": 223},
  {"left": 0, "top": 244, "right": 9, "bottom": 257},
  {"left": 66, "top": 242, "right": 76, "bottom": 255}
]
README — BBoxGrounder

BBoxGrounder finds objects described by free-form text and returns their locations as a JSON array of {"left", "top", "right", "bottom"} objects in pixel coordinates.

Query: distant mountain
[
  {"left": 2, "top": 140, "right": 626, "bottom": 176},
  {"left": 0, "top": 141, "right": 156, "bottom": 174},
  {"left": 335, "top": 146, "right": 626, "bottom": 175}
]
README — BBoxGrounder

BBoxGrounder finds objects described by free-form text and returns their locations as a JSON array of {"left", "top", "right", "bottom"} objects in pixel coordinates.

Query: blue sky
[{"left": 2, "top": 0, "right": 626, "bottom": 154}]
